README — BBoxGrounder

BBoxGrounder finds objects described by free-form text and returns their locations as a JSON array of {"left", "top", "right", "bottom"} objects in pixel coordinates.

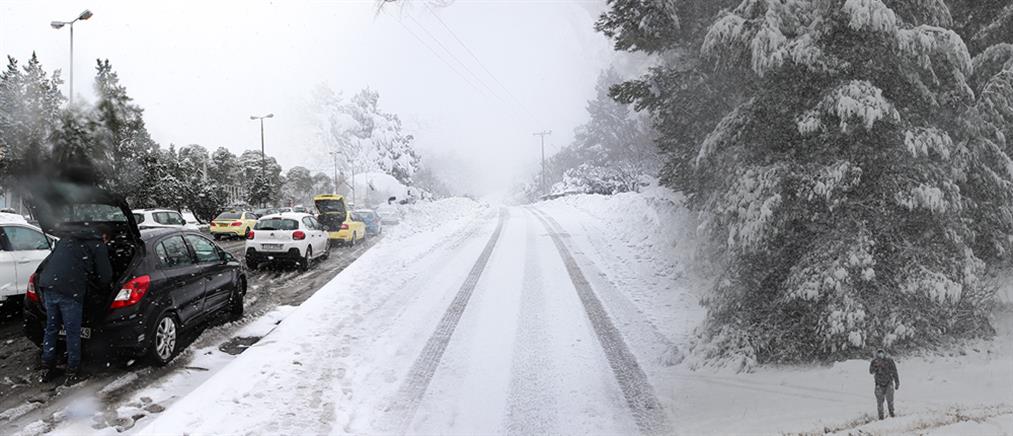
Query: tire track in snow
[
  {"left": 530, "top": 208, "right": 671, "bottom": 436},
  {"left": 383, "top": 208, "right": 507, "bottom": 434}
]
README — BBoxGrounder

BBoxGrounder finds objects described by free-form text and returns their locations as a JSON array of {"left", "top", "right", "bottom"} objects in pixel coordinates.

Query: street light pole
[
  {"left": 330, "top": 150, "right": 355, "bottom": 205},
  {"left": 250, "top": 113, "right": 274, "bottom": 207},
  {"left": 533, "top": 130, "right": 552, "bottom": 197},
  {"left": 51, "top": 9, "right": 93, "bottom": 105}
]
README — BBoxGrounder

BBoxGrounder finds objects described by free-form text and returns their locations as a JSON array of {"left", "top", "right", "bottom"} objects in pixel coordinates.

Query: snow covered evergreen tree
[
  {"left": 599, "top": 0, "right": 1013, "bottom": 364},
  {"left": 0, "top": 54, "right": 64, "bottom": 180}
]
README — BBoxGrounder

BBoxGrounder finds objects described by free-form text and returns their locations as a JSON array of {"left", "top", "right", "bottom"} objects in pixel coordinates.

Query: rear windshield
[
  {"left": 55, "top": 204, "right": 128, "bottom": 223},
  {"left": 133, "top": 213, "right": 145, "bottom": 224},
  {"left": 255, "top": 218, "right": 298, "bottom": 231},
  {"left": 315, "top": 200, "right": 346, "bottom": 214},
  {"left": 216, "top": 212, "right": 241, "bottom": 220}
]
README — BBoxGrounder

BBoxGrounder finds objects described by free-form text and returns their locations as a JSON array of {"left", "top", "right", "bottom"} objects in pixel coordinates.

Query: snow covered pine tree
[
  {"left": 687, "top": 0, "right": 1013, "bottom": 366},
  {"left": 600, "top": 0, "right": 1013, "bottom": 368}
]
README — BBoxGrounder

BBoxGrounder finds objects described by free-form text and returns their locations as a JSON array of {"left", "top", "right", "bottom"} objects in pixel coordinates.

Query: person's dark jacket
[
  {"left": 870, "top": 357, "right": 900, "bottom": 388},
  {"left": 37, "top": 237, "right": 113, "bottom": 299}
]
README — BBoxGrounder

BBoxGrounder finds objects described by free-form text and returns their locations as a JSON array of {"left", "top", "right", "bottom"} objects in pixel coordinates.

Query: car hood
[{"left": 25, "top": 180, "right": 141, "bottom": 244}]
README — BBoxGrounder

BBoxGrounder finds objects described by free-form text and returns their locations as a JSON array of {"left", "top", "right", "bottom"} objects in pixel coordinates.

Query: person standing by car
[
  {"left": 869, "top": 348, "right": 900, "bottom": 419},
  {"left": 36, "top": 227, "right": 113, "bottom": 384}
]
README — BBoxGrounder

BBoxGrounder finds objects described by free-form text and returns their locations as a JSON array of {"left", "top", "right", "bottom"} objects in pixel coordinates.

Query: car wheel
[
  {"left": 228, "top": 279, "right": 246, "bottom": 320},
  {"left": 243, "top": 227, "right": 251, "bottom": 239},
  {"left": 299, "top": 247, "right": 312, "bottom": 271},
  {"left": 321, "top": 243, "right": 330, "bottom": 260},
  {"left": 350, "top": 233, "right": 357, "bottom": 247},
  {"left": 246, "top": 257, "right": 259, "bottom": 271},
  {"left": 150, "top": 313, "right": 181, "bottom": 366},
  {"left": 213, "top": 234, "right": 221, "bottom": 241}
]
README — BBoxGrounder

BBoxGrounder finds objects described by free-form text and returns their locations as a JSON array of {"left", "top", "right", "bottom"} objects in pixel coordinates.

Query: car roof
[
  {"left": 260, "top": 212, "right": 313, "bottom": 220},
  {"left": 0, "top": 212, "right": 29, "bottom": 224},
  {"left": 133, "top": 208, "right": 178, "bottom": 213},
  {"left": 353, "top": 209, "right": 375, "bottom": 214}
]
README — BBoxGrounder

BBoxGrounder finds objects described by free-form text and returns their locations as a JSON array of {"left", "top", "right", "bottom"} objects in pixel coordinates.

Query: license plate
[
  {"left": 59, "top": 327, "right": 92, "bottom": 339},
  {"left": 262, "top": 243, "right": 284, "bottom": 251}
]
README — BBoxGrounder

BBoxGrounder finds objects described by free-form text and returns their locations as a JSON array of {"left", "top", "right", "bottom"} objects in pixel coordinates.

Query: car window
[
  {"left": 4, "top": 226, "right": 50, "bottom": 251},
  {"left": 216, "top": 212, "right": 241, "bottom": 220},
  {"left": 170, "top": 212, "right": 185, "bottom": 225},
  {"left": 134, "top": 213, "right": 146, "bottom": 224},
  {"left": 255, "top": 218, "right": 299, "bottom": 231},
  {"left": 185, "top": 235, "right": 220, "bottom": 264},
  {"left": 155, "top": 236, "right": 195, "bottom": 268},
  {"left": 302, "top": 217, "right": 316, "bottom": 230}
]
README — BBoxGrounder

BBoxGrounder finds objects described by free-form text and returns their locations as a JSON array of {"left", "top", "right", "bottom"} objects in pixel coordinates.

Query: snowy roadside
[
  {"left": 536, "top": 187, "right": 1013, "bottom": 435},
  {"left": 139, "top": 198, "right": 493, "bottom": 434}
]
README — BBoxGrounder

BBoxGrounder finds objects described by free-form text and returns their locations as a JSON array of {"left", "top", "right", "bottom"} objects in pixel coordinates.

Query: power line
[
  {"left": 395, "top": 17, "right": 494, "bottom": 102},
  {"left": 405, "top": 13, "right": 513, "bottom": 111},
  {"left": 424, "top": 3, "right": 540, "bottom": 126}
]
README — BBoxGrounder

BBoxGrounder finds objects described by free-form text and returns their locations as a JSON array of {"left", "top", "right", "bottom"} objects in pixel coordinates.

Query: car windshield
[
  {"left": 255, "top": 218, "right": 298, "bottom": 231},
  {"left": 216, "top": 212, "right": 241, "bottom": 220}
]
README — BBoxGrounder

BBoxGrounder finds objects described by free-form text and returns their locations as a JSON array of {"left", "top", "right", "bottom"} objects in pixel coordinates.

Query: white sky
[{"left": 0, "top": 0, "right": 615, "bottom": 196}]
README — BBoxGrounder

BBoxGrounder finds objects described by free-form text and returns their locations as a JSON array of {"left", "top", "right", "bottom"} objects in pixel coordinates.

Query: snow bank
[
  {"left": 351, "top": 171, "right": 427, "bottom": 209},
  {"left": 139, "top": 197, "right": 489, "bottom": 435}
]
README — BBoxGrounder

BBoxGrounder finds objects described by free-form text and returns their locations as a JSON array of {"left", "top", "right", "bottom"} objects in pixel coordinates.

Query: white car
[
  {"left": 0, "top": 219, "right": 53, "bottom": 303},
  {"left": 133, "top": 209, "right": 200, "bottom": 232},
  {"left": 244, "top": 212, "right": 329, "bottom": 270},
  {"left": 181, "top": 210, "right": 210, "bottom": 232}
]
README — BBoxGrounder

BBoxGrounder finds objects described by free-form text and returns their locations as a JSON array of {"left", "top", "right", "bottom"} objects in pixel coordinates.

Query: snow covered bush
[{"left": 599, "top": 0, "right": 1013, "bottom": 364}]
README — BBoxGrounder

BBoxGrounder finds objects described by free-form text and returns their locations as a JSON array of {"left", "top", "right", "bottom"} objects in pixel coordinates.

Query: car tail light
[
  {"left": 26, "top": 273, "right": 39, "bottom": 303},
  {"left": 293, "top": 230, "right": 306, "bottom": 240},
  {"left": 247, "top": 230, "right": 256, "bottom": 240},
  {"left": 110, "top": 275, "right": 151, "bottom": 310},
  {"left": 340, "top": 223, "right": 349, "bottom": 230},
  {"left": 230, "top": 221, "right": 242, "bottom": 227}
]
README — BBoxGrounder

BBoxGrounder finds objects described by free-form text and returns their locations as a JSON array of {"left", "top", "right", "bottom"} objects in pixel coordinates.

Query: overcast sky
[{"left": 0, "top": 0, "right": 615, "bottom": 196}]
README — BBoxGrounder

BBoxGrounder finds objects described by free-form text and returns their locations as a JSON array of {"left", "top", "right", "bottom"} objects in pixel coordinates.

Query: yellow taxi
[
  {"left": 210, "top": 211, "right": 259, "bottom": 240},
  {"left": 314, "top": 195, "right": 366, "bottom": 246}
]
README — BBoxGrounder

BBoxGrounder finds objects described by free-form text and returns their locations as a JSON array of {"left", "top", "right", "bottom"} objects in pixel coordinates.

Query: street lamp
[
  {"left": 51, "top": 9, "right": 93, "bottom": 104},
  {"left": 329, "top": 150, "right": 355, "bottom": 206},
  {"left": 250, "top": 113, "right": 274, "bottom": 206}
]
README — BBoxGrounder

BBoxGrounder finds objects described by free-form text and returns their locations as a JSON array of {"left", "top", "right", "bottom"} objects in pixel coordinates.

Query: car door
[
  {"left": 2, "top": 225, "right": 52, "bottom": 295},
  {"left": 0, "top": 229, "right": 18, "bottom": 300},
  {"left": 153, "top": 235, "right": 205, "bottom": 324},
  {"left": 184, "top": 234, "right": 233, "bottom": 312},
  {"left": 302, "top": 217, "right": 325, "bottom": 257}
]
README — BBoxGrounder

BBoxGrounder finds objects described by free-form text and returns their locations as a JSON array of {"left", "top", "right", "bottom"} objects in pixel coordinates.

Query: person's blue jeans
[{"left": 41, "top": 291, "right": 84, "bottom": 370}]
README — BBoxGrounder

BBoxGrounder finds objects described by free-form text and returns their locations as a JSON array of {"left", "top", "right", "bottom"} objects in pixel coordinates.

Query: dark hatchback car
[{"left": 23, "top": 182, "right": 247, "bottom": 365}]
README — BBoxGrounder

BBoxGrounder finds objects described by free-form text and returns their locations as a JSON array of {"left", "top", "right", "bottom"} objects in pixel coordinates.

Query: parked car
[
  {"left": 210, "top": 211, "right": 258, "bottom": 240},
  {"left": 292, "top": 205, "right": 310, "bottom": 214},
  {"left": 351, "top": 210, "right": 382, "bottom": 237},
  {"left": 1, "top": 219, "right": 53, "bottom": 304},
  {"left": 313, "top": 195, "right": 365, "bottom": 246},
  {"left": 23, "top": 182, "right": 247, "bottom": 365},
  {"left": 374, "top": 202, "right": 401, "bottom": 225},
  {"left": 253, "top": 208, "right": 279, "bottom": 217},
  {"left": 244, "top": 213, "right": 329, "bottom": 270},
  {"left": 133, "top": 209, "right": 202, "bottom": 232},
  {"left": 180, "top": 211, "right": 210, "bottom": 232}
]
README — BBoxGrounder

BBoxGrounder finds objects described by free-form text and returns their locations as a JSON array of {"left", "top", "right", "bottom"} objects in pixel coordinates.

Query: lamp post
[
  {"left": 533, "top": 130, "right": 552, "bottom": 197},
  {"left": 250, "top": 113, "right": 274, "bottom": 207},
  {"left": 330, "top": 150, "right": 355, "bottom": 206},
  {"left": 51, "top": 9, "right": 93, "bottom": 105}
]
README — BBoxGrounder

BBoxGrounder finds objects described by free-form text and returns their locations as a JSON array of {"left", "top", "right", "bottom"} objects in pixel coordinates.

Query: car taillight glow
[
  {"left": 26, "top": 273, "right": 39, "bottom": 303},
  {"left": 230, "top": 221, "right": 242, "bottom": 227},
  {"left": 340, "top": 223, "right": 349, "bottom": 230},
  {"left": 293, "top": 230, "right": 306, "bottom": 240},
  {"left": 247, "top": 230, "right": 256, "bottom": 240},
  {"left": 110, "top": 275, "right": 151, "bottom": 310}
]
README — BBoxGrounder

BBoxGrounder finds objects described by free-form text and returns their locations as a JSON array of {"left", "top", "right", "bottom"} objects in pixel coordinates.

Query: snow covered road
[{"left": 140, "top": 204, "right": 677, "bottom": 435}]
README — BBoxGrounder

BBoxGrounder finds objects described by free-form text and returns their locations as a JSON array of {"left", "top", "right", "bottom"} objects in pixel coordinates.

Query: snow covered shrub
[
  {"left": 599, "top": 0, "right": 1013, "bottom": 363},
  {"left": 551, "top": 162, "right": 641, "bottom": 196}
]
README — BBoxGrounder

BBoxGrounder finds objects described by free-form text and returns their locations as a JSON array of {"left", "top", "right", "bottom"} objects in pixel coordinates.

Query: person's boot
[
  {"left": 38, "top": 363, "right": 62, "bottom": 383},
  {"left": 64, "top": 368, "right": 86, "bottom": 386}
]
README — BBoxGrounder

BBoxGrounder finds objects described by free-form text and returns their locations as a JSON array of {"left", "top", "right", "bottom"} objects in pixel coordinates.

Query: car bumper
[
  {"left": 246, "top": 247, "right": 303, "bottom": 264},
  {"left": 211, "top": 226, "right": 246, "bottom": 236},
  {"left": 328, "top": 230, "right": 354, "bottom": 241},
  {"left": 24, "top": 306, "right": 150, "bottom": 356}
]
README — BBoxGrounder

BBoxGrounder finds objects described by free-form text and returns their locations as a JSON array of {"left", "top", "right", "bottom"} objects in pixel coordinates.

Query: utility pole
[
  {"left": 250, "top": 113, "right": 274, "bottom": 206},
  {"left": 533, "top": 130, "right": 552, "bottom": 197},
  {"left": 51, "top": 10, "right": 93, "bottom": 105}
]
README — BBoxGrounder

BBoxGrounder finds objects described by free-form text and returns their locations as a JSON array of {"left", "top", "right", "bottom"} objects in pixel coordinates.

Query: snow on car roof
[
  {"left": 260, "top": 212, "right": 313, "bottom": 220},
  {"left": 0, "top": 212, "right": 28, "bottom": 224}
]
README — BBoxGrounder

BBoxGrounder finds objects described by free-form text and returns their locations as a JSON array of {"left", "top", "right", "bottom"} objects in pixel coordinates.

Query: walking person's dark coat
[
  {"left": 36, "top": 229, "right": 112, "bottom": 383},
  {"left": 869, "top": 348, "right": 900, "bottom": 419}
]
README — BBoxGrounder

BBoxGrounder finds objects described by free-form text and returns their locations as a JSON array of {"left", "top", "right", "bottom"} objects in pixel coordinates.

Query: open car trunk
[
  {"left": 315, "top": 198, "right": 348, "bottom": 232},
  {"left": 26, "top": 181, "right": 145, "bottom": 326}
]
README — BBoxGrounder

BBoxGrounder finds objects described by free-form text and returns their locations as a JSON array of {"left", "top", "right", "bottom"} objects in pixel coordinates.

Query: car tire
[
  {"left": 228, "top": 279, "right": 246, "bottom": 321},
  {"left": 246, "top": 257, "right": 259, "bottom": 271},
  {"left": 149, "top": 312, "right": 181, "bottom": 366},
  {"left": 350, "top": 233, "right": 357, "bottom": 247},
  {"left": 213, "top": 234, "right": 221, "bottom": 241},
  {"left": 321, "top": 244, "right": 330, "bottom": 260},
  {"left": 299, "top": 246, "right": 312, "bottom": 271},
  {"left": 243, "top": 227, "right": 251, "bottom": 239}
]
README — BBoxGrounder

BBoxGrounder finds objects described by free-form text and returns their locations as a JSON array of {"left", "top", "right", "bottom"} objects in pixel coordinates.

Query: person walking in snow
[
  {"left": 869, "top": 348, "right": 900, "bottom": 419},
  {"left": 37, "top": 227, "right": 113, "bottom": 385}
]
